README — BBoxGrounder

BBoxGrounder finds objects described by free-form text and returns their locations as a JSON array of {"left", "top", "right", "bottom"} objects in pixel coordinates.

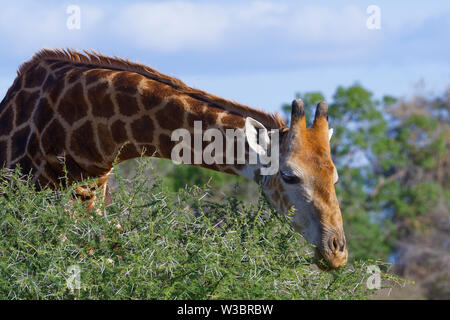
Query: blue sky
[{"left": 0, "top": 0, "right": 449, "bottom": 113}]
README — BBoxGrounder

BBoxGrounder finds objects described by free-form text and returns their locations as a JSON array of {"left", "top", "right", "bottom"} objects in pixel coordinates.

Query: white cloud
[
  {"left": 110, "top": 1, "right": 373, "bottom": 52},
  {"left": 0, "top": 1, "right": 432, "bottom": 54},
  {"left": 112, "top": 2, "right": 229, "bottom": 52},
  {"left": 287, "top": 5, "right": 368, "bottom": 44},
  {"left": 232, "top": 1, "right": 287, "bottom": 28},
  {"left": 0, "top": 1, "right": 448, "bottom": 67},
  {"left": 0, "top": 1, "right": 103, "bottom": 54}
]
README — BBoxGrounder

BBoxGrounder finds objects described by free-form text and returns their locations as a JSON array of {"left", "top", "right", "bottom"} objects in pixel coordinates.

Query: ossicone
[
  {"left": 314, "top": 101, "right": 328, "bottom": 122},
  {"left": 291, "top": 98, "right": 305, "bottom": 122}
]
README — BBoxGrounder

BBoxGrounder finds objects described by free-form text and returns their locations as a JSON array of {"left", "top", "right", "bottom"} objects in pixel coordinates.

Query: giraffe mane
[{"left": 18, "top": 48, "right": 286, "bottom": 129}]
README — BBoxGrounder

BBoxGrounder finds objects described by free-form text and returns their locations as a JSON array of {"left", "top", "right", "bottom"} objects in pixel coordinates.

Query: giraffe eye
[{"left": 280, "top": 171, "right": 301, "bottom": 184}]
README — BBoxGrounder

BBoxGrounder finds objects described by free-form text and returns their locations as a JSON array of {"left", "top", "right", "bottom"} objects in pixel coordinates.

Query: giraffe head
[{"left": 245, "top": 99, "right": 347, "bottom": 269}]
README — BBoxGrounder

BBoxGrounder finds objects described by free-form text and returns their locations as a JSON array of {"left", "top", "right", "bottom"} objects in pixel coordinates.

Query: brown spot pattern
[
  {"left": 85, "top": 69, "right": 113, "bottom": 85},
  {"left": 158, "top": 134, "right": 175, "bottom": 158},
  {"left": 11, "top": 126, "right": 31, "bottom": 160},
  {"left": 48, "top": 77, "right": 65, "bottom": 103},
  {"left": 44, "top": 162, "right": 63, "bottom": 186},
  {"left": 67, "top": 68, "right": 86, "bottom": 84},
  {"left": 131, "top": 116, "right": 154, "bottom": 143},
  {"left": 140, "top": 82, "right": 165, "bottom": 110},
  {"left": 0, "top": 141, "right": 7, "bottom": 165},
  {"left": 116, "top": 93, "right": 139, "bottom": 116},
  {"left": 0, "top": 107, "right": 13, "bottom": 136},
  {"left": 41, "top": 120, "right": 65, "bottom": 156},
  {"left": 63, "top": 154, "right": 87, "bottom": 182},
  {"left": 111, "top": 120, "right": 128, "bottom": 144},
  {"left": 184, "top": 96, "right": 205, "bottom": 114},
  {"left": 54, "top": 66, "right": 73, "bottom": 78},
  {"left": 97, "top": 123, "right": 116, "bottom": 155},
  {"left": 24, "top": 65, "right": 47, "bottom": 88},
  {"left": 34, "top": 97, "right": 54, "bottom": 132},
  {"left": 58, "top": 83, "right": 88, "bottom": 124},
  {"left": 89, "top": 82, "right": 115, "bottom": 118},
  {"left": 156, "top": 98, "right": 185, "bottom": 130},
  {"left": 49, "top": 61, "right": 68, "bottom": 69},
  {"left": 15, "top": 90, "right": 40, "bottom": 126},
  {"left": 118, "top": 143, "right": 140, "bottom": 161},
  {"left": 41, "top": 74, "right": 56, "bottom": 93},
  {"left": 71, "top": 121, "right": 102, "bottom": 162},
  {"left": 27, "top": 132, "right": 40, "bottom": 160},
  {"left": 15, "top": 156, "right": 36, "bottom": 175},
  {"left": 114, "top": 72, "right": 141, "bottom": 95}
]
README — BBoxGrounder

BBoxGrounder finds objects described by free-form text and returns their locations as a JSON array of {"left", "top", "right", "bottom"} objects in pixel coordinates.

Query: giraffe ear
[
  {"left": 328, "top": 128, "right": 334, "bottom": 141},
  {"left": 245, "top": 117, "right": 270, "bottom": 156}
]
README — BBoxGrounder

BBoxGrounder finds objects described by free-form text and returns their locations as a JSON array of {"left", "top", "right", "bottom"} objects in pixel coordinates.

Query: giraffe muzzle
[{"left": 315, "top": 231, "right": 348, "bottom": 270}]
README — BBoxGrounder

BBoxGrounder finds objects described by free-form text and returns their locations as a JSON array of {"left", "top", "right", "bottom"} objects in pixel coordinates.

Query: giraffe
[{"left": 0, "top": 49, "right": 347, "bottom": 269}]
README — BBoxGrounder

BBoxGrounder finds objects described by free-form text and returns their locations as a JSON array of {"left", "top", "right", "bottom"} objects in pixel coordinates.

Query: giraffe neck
[{"left": 81, "top": 67, "right": 265, "bottom": 182}]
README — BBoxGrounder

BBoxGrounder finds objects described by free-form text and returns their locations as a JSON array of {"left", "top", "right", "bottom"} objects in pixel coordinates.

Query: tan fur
[{"left": 276, "top": 107, "right": 347, "bottom": 269}]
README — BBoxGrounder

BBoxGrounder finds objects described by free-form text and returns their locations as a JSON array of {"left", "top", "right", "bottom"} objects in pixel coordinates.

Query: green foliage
[
  {"left": 117, "top": 158, "right": 252, "bottom": 200},
  {"left": 0, "top": 164, "right": 402, "bottom": 300}
]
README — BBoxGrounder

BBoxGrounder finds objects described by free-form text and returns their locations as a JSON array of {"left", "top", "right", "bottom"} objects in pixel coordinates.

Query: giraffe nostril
[
  {"left": 328, "top": 235, "right": 345, "bottom": 253},
  {"left": 328, "top": 237, "right": 337, "bottom": 252},
  {"left": 332, "top": 238, "right": 338, "bottom": 251}
]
